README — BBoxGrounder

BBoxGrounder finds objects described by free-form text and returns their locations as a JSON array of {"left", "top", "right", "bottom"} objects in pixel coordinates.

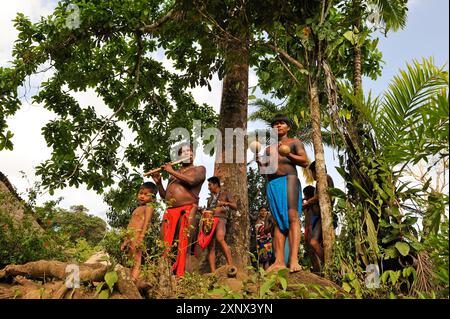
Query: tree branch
[
  {"left": 277, "top": 54, "right": 302, "bottom": 88},
  {"left": 193, "top": 3, "right": 243, "bottom": 43},
  {"left": 263, "top": 42, "right": 307, "bottom": 72},
  {"left": 139, "top": 9, "right": 177, "bottom": 34}
]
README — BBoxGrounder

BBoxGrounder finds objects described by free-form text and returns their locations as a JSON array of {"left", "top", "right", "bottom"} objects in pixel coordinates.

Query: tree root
[
  {"left": 114, "top": 265, "right": 142, "bottom": 299},
  {"left": 0, "top": 260, "right": 107, "bottom": 283}
]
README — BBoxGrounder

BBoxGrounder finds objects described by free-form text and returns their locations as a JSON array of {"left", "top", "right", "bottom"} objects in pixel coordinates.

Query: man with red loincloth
[{"left": 151, "top": 143, "right": 205, "bottom": 277}]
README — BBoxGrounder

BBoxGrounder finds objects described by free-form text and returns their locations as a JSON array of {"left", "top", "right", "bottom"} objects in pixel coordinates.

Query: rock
[
  {"left": 214, "top": 265, "right": 248, "bottom": 293},
  {"left": 214, "top": 265, "right": 248, "bottom": 281},
  {"left": 84, "top": 251, "right": 111, "bottom": 266}
]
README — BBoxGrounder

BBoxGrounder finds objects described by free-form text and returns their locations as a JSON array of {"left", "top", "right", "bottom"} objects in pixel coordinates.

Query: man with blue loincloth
[{"left": 256, "top": 114, "right": 309, "bottom": 273}]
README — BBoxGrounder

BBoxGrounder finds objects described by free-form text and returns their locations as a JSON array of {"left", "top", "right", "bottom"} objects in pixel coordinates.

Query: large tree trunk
[
  {"left": 214, "top": 37, "right": 250, "bottom": 270},
  {"left": 308, "top": 76, "right": 335, "bottom": 267},
  {"left": 345, "top": 0, "right": 372, "bottom": 207}
]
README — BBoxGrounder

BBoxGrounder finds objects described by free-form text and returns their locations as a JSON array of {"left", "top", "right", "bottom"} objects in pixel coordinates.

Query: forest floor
[{"left": 0, "top": 257, "right": 345, "bottom": 299}]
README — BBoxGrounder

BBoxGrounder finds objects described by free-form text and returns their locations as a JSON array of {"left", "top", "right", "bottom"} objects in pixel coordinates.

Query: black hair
[
  {"left": 177, "top": 143, "right": 194, "bottom": 156},
  {"left": 258, "top": 206, "right": 267, "bottom": 212},
  {"left": 303, "top": 185, "right": 316, "bottom": 199},
  {"left": 140, "top": 181, "right": 158, "bottom": 194},
  {"left": 207, "top": 176, "right": 221, "bottom": 186},
  {"left": 270, "top": 114, "right": 292, "bottom": 128},
  {"left": 309, "top": 161, "right": 316, "bottom": 173}
]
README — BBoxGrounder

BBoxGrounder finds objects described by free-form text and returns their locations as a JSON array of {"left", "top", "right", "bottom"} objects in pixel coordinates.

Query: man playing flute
[{"left": 151, "top": 143, "right": 206, "bottom": 277}]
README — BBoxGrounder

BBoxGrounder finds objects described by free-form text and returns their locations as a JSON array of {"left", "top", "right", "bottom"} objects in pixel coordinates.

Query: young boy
[{"left": 120, "top": 182, "right": 157, "bottom": 282}]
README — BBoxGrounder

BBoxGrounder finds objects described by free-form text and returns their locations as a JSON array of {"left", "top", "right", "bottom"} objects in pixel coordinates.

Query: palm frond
[
  {"left": 249, "top": 98, "right": 282, "bottom": 122},
  {"left": 371, "top": 0, "right": 408, "bottom": 32},
  {"left": 377, "top": 58, "right": 448, "bottom": 149}
]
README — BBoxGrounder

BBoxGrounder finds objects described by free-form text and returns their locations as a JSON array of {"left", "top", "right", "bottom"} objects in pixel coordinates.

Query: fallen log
[{"left": 0, "top": 260, "right": 108, "bottom": 283}]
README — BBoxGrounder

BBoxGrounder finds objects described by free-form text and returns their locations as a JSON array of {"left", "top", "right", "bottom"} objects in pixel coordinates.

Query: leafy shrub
[
  {"left": 65, "top": 238, "right": 99, "bottom": 263},
  {"left": 423, "top": 217, "right": 449, "bottom": 298},
  {"left": 0, "top": 210, "right": 66, "bottom": 267}
]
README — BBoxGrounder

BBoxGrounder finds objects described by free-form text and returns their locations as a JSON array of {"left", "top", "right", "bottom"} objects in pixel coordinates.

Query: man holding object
[
  {"left": 256, "top": 114, "right": 309, "bottom": 273},
  {"left": 152, "top": 143, "right": 206, "bottom": 277}
]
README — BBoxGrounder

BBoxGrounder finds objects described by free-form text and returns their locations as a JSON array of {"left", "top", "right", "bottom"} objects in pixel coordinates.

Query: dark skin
[
  {"left": 302, "top": 174, "right": 334, "bottom": 209},
  {"left": 151, "top": 146, "right": 206, "bottom": 268},
  {"left": 152, "top": 146, "right": 205, "bottom": 208},
  {"left": 257, "top": 121, "right": 308, "bottom": 178},
  {"left": 120, "top": 187, "right": 155, "bottom": 282},
  {"left": 302, "top": 171, "right": 334, "bottom": 272},
  {"left": 256, "top": 120, "right": 308, "bottom": 273},
  {"left": 302, "top": 191, "right": 321, "bottom": 272},
  {"left": 206, "top": 181, "right": 237, "bottom": 272}
]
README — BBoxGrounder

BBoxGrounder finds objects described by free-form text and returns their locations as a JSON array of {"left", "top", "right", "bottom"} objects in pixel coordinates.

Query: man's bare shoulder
[
  {"left": 182, "top": 165, "right": 206, "bottom": 173},
  {"left": 287, "top": 137, "right": 303, "bottom": 145},
  {"left": 193, "top": 165, "right": 206, "bottom": 178}
]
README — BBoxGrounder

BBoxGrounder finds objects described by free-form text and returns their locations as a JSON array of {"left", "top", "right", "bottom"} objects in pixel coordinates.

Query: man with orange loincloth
[
  {"left": 151, "top": 143, "right": 205, "bottom": 277},
  {"left": 197, "top": 176, "right": 237, "bottom": 273}
]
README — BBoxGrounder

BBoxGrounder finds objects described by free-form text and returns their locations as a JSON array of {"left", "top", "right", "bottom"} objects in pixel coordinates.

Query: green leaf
[
  {"left": 403, "top": 267, "right": 417, "bottom": 282},
  {"left": 104, "top": 271, "right": 118, "bottom": 292},
  {"left": 277, "top": 268, "right": 289, "bottom": 278},
  {"left": 351, "top": 179, "right": 371, "bottom": 198},
  {"left": 345, "top": 110, "right": 351, "bottom": 120},
  {"left": 410, "top": 241, "right": 423, "bottom": 252},
  {"left": 395, "top": 242, "right": 410, "bottom": 256},
  {"left": 279, "top": 277, "right": 287, "bottom": 291},
  {"left": 98, "top": 289, "right": 109, "bottom": 299},
  {"left": 335, "top": 166, "right": 347, "bottom": 179},
  {"left": 328, "top": 187, "right": 346, "bottom": 198},
  {"left": 95, "top": 282, "right": 105, "bottom": 294},
  {"left": 342, "top": 282, "right": 352, "bottom": 292},
  {"left": 260, "top": 279, "right": 275, "bottom": 297},
  {"left": 389, "top": 271, "right": 401, "bottom": 285},
  {"left": 383, "top": 245, "right": 398, "bottom": 259},
  {"left": 343, "top": 31, "right": 356, "bottom": 45},
  {"left": 380, "top": 271, "right": 390, "bottom": 284},
  {"left": 260, "top": 72, "right": 269, "bottom": 81},
  {"left": 209, "top": 288, "right": 226, "bottom": 296},
  {"left": 365, "top": 211, "right": 380, "bottom": 255},
  {"left": 293, "top": 114, "right": 299, "bottom": 127}
]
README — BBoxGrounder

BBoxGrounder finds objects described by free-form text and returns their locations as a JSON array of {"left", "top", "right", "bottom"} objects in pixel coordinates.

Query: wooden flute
[{"left": 143, "top": 157, "right": 190, "bottom": 176}]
